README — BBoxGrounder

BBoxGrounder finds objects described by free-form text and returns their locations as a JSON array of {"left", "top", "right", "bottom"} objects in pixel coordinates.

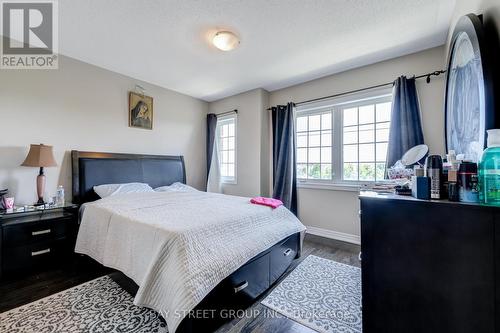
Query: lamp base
[
  {"left": 36, "top": 168, "right": 46, "bottom": 206},
  {"left": 34, "top": 198, "right": 45, "bottom": 206}
]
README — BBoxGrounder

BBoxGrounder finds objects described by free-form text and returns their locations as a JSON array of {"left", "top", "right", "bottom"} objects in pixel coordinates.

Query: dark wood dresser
[
  {"left": 0, "top": 205, "right": 79, "bottom": 279},
  {"left": 360, "top": 192, "right": 499, "bottom": 333}
]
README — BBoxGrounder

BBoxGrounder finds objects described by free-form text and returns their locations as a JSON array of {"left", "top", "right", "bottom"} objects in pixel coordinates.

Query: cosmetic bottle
[
  {"left": 448, "top": 169, "right": 459, "bottom": 202},
  {"left": 479, "top": 129, "right": 500, "bottom": 205},
  {"left": 425, "top": 155, "right": 443, "bottom": 199},
  {"left": 458, "top": 161, "right": 479, "bottom": 203},
  {"left": 441, "top": 157, "right": 449, "bottom": 199}
]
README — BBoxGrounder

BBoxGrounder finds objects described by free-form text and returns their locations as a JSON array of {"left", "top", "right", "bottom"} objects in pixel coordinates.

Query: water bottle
[
  {"left": 479, "top": 129, "right": 500, "bottom": 205},
  {"left": 56, "top": 185, "right": 65, "bottom": 206}
]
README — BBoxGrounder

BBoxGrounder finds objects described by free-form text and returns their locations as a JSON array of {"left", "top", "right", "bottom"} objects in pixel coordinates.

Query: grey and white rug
[
  {"left": 0, "top": 276, "right": 167, "bottom": 333},
  {"left": 0, "top": 256, "right": 361, "bottom": 333},
  {"left": 261, "top": 255, "right": 362, "bottom": 333}
]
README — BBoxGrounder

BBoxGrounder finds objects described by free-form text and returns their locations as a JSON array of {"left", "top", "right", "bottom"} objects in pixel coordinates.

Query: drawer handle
[
  {"left": 31, "top": 248, "right": 51, "bottom": 256},
  {"left": 234, "top": 281, "right": 248, "bottom": 293},
  {"left": 32, "top": 229, "right": 51, "bottom": 236},
  {"left": 284, "top": 248, "right": 293, "bottom": 256}
]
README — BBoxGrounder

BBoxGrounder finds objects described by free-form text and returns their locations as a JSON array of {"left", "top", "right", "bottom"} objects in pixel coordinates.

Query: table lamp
[{"left": 21, "top": 144, "right": 57, "bottom": 205}]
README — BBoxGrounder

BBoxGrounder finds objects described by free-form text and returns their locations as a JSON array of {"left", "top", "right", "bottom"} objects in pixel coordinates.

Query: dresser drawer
[
  {"left": 226, "top": 253, "right": 270, "bottom": 304},
  {"left": 3, "top": 239, "right": 68, "bottom": 273},
  {"left": 3, "top": 217, "right": 72, "bottom": 248},
  {"left": 270, "top": 233, "right": 299, "bottom": 284}
]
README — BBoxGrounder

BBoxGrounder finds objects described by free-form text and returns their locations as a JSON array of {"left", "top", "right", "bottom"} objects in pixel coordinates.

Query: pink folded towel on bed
[{"left": 250, "top": 197, "right": 283, "bottom": 209}]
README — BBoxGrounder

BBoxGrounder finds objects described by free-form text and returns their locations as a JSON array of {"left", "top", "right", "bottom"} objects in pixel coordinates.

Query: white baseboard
[{"left": 306, "top": 226, "right": 361, "bottom": 245}]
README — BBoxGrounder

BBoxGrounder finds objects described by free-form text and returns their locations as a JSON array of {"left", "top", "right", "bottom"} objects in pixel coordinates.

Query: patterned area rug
[
  {"left": 261, "top": 255, "right": 362, "bottom": 333},
  {"left": 0, "top": 276, "right": 167, "bottom": 333}
]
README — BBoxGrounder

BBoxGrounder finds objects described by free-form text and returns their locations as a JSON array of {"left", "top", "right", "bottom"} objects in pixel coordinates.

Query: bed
[{"left": 71, "top": 151, "right": 305, "bottom": 333}]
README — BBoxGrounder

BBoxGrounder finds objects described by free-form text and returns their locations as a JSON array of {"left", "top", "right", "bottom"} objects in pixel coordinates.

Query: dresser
[
  {"left": 0, "top": 204, "right": 79, "bottom": 279},
  {"left": 360, "top": 193, "right": 499, "bottom": 333}
]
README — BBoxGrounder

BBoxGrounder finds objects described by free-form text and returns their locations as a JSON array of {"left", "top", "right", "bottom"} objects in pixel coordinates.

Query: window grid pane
[
  {"left": 217, "top": 118, "right": 236, "bottom": 180},
  {"left": 296, "top": 111, "right": 333, "bottom": 180},
  {"left": 341, "top": 101, "right": 392, "bottom": 182}
]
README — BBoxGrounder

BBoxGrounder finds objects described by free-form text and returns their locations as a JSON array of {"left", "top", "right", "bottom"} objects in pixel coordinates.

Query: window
[
  {"left": 295, "top": 89, "right": 392, "bottom": 185},
  {"left": 217, "top": 114, "right": 237, "bottom": 183}
]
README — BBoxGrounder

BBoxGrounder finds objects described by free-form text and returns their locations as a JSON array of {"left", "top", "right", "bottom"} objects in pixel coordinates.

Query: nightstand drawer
[
  {"left": 3, "top": 217, "right": 72, "bottom": 248},
  {"left": 3, "top": 239, "right": 68, "bottom": 273}
]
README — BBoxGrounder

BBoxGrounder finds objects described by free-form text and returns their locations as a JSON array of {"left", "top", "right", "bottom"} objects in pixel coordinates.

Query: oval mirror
[{"left": 445, "top": 14, "right": 495, "bottom": 163}]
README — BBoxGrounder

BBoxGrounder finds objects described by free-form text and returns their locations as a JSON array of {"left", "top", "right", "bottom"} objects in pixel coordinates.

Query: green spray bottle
[{"left": 479, "top": 129, "right": 500, "bottom": 205}]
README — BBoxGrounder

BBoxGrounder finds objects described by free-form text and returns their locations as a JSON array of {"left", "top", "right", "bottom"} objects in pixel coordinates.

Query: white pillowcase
[
  {"left": 154, "top": 182, "right": 197, "bottom": 193},
  {"left": 93, "top": 183, "right": 154, "bottom": 198}
]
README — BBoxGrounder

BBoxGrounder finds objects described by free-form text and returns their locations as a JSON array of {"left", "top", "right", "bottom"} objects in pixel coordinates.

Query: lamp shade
[{"left": 21, "top": 144, "right": 57, "bottom": 167}]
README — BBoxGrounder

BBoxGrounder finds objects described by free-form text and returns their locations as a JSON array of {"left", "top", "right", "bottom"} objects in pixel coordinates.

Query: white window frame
[
  {"left": 217, "top": 114, "right": 237, "bottom": 184},
  {"left": 295, "top": 87, "right": 393, "bottom": 191}
]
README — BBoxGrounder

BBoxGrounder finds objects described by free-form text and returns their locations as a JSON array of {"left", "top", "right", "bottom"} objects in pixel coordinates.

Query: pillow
[
  {"left": 154, "top": 182, "right": 197, "bottom": 193},
  {"left": 93, "top": 183, "right": 154, "bottom": 198}
]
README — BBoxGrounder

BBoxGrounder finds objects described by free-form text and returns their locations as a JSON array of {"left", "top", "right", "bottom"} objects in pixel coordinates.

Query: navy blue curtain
[
  {"left": 206, "top": 113, "right": 217, "bottom": 180},
  {"left": 272, "top": 103, "right": 297, "bottom": 215},
  {"left": 386, "top": 76, "right": 425, "bottom": 169}
]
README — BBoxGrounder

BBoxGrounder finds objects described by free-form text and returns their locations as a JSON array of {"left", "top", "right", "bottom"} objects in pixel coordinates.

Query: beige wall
[
  {"left": 262, "top": 1, "right": 499, "bottom": 241},
  {"left": 207, "top": 47, "right": 446, "bottom": 241},
  {"left": 208, "top": 88, "right": 270, "bottom": 197},
  {"left": 260, "top": 91, "right": 271, "bottom": 197},
  {"left": 6, "top": 0, "right": 498, "bottom": 240},
  {"left": 270, "top": 46, "right": 447, "bottom": 240},
  {"left": 0, "top": 55, "right": 208, "bottom": 205},
  {"left": 270, "top": 46, "right": 447, "bottom": 155}
]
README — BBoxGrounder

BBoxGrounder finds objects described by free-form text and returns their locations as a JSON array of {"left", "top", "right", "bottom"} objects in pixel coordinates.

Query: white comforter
[{"left": 75, "top": 191, "right": 305, "bottom": 332}]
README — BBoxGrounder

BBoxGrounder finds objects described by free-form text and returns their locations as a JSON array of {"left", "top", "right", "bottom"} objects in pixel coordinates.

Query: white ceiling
[{"left": 59, "top": 0, "right": 456, "bottom": 101}]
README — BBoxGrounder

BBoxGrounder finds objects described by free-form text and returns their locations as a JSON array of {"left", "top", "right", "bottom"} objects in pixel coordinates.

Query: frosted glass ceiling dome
[{"left": 212, "top": 31, "right": 240, "bottom": 51}]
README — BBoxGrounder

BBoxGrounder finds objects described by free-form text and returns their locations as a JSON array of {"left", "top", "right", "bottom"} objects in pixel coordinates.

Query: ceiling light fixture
[{"left": 212, "top": 31, "right": 240, "bottom": 51}]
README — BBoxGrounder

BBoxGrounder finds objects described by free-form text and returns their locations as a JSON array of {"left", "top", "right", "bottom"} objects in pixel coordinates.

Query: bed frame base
[
  {"left": 70, "top": 151, "right": 301, "bottom": 333},
  {"left": 110, "top": 232, "right": 301, "bottom": 333}
]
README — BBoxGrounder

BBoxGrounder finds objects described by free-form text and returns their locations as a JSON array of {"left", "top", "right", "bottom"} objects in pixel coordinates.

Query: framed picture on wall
[{"left": 129, "top": 92, "right": 153, "bottom": 130}]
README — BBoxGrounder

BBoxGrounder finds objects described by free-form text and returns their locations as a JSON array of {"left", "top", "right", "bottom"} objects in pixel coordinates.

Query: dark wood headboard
[{"left": 71, "top": 150, "right": 186, "bottom": 204}]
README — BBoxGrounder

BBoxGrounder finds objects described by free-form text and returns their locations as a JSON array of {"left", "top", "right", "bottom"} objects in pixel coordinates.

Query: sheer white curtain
[{"left": 207, "top": 138, "right": 222, "bottom": 193}]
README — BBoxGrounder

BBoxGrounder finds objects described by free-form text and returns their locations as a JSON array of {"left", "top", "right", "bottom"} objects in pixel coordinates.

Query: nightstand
[{"left": 0, "top": 204, "right": 79, "bottom": 279}]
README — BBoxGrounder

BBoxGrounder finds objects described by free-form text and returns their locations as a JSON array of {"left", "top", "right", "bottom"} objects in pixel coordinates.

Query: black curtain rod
[
  {"left": 267, "top": 70, "right": 446, "bottom": 110},
  {"left": 216, "top": 109, "right": 238, "bottom": 117}
]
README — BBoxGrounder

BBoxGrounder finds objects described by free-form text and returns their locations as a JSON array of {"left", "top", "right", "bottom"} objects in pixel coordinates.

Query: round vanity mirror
[{"left": 401, "top": 144, "right": 429, "bottom": 166}]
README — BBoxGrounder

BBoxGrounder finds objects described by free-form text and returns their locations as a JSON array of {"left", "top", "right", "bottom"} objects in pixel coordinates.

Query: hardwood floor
[
  {"left": 0, "top": 256, "right": 113, "bottom": 313},
  {"left": 0, "top": 234, "right": 360, "bottom": 333}
]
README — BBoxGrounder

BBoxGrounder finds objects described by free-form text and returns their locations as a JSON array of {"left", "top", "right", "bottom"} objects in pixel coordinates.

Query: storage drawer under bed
[
  {"left": 227, "top": 253, "right": 270, "bottom": 303},
  {"left": 270, "top": 234, "right": 299, "bottom": 284},
  {"left": 225, "top": 233, "right": 299, "bottom": 303}
]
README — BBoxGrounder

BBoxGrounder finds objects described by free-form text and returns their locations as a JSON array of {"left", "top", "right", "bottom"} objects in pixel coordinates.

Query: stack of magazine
[{"left": 360, "top": 182, "right": 397, "bottom": 194}]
